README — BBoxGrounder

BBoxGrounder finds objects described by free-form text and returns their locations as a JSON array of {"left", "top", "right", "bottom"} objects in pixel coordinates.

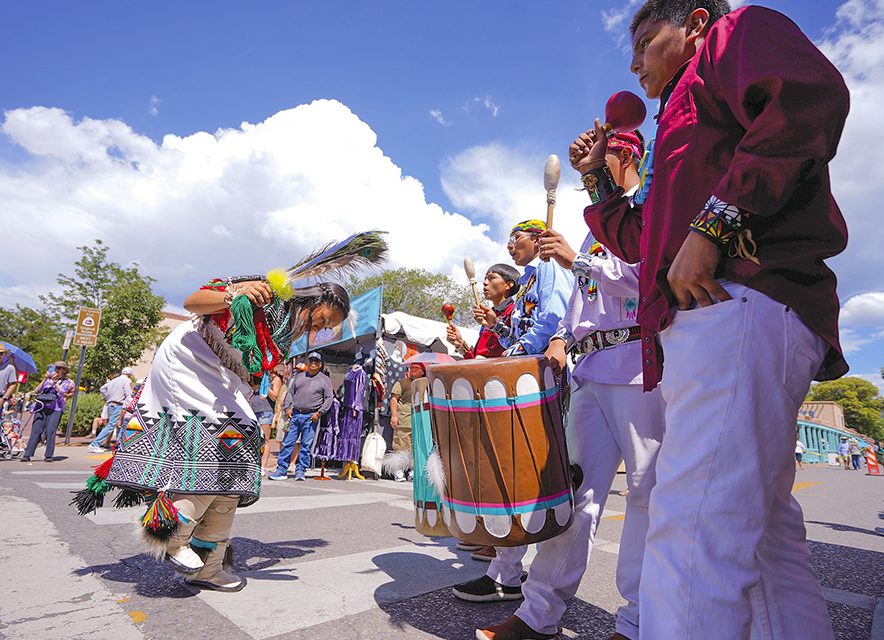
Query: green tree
[
  {"left": 806, "top": 377, "right": 884, "bottom": 442},
  {"left": 349, "top": 268, "right": 476, "bottom": 326},
  {"left": 84, "top": 264, "right": 167, "bottom": 383},
  {"left": 41, "top": 240, "right": 117, "bottom": 323},
  {"left": 0, "top": 305, "right": 65, "bottom": 378},
  {"left": 41, "top": 240, "right": 167, "bottom": 383}
]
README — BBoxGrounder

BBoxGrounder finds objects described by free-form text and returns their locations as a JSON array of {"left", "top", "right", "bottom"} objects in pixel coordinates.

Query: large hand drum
[
  {"left": 411, "top": 377, "right": 450, "bottom": 536},
  {"left": 427, "top": 356, "right": 573, "bottom": 547}
]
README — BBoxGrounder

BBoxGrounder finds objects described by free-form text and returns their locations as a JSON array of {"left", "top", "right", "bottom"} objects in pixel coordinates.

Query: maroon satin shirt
[{"left": 586, "top": 6, "right": 850, "bottom": 390}]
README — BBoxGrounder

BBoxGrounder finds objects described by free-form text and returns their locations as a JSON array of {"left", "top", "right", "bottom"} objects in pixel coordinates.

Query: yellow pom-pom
[{"left": 266, "top": 268, "right": 293, "bottom": 300}]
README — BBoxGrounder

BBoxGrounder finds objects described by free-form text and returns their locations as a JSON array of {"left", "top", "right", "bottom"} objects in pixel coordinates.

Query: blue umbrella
[{"left": 0, "top": 342, "right": 39, "bottom": 375}]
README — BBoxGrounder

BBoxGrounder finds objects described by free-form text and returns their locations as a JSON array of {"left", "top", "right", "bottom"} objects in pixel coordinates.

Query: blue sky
[
  {"left": 1, "top": 0, "right": 831, "bottom": 205},
  {"left": 1, "top": 0, "right": 882, "bottom": 385}
]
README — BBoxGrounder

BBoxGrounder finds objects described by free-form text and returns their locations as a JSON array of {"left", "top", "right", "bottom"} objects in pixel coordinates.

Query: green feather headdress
[{"left": 266, "top": 230, "right": 388, "bottom": 299}]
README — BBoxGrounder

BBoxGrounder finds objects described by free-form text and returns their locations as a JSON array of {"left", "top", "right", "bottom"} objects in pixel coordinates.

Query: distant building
[
  {"left": 130, "top": 311, "right": 189, "bottom": 380},
  {"left": 797, "top": 401, "right": 870, "bottom": 464}
]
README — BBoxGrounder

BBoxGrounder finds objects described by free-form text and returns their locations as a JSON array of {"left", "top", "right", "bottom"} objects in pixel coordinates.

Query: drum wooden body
[
  {"left": 427, "top": 356, "right": 573, "bottom": 547},
  {"left": 411, "top": 377, "right": 450, "bottom": 536}
]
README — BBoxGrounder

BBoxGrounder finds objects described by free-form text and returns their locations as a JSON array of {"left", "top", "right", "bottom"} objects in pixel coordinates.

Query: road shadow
[
  {"left": 74, "top": 553, "right": 198, "bottom": 599},
  {"left": 76, "top": 537, "right": 329, "bottom": 596},
  {"left": 808, "top": 539, "right": 884, "bottom": 599},
  {"left": 377, "top": 583, "right": 617, "bottom": 639},
  {"left": 369, "top": 546, "right": 617, "bottom": 639},
  {"left": 806, "top": 520, "right": 882, "bottom": 537},
  {"left": 231, "top": 536, "right": 328, "bottom": 581}
]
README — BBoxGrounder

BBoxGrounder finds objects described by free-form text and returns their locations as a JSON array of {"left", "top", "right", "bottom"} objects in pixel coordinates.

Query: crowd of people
[{"left": 8, "top": 0, "right": 873, "bottom": 637}]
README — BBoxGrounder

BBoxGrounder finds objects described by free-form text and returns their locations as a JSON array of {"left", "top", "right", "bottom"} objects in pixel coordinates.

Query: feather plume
[
  {"left": 426, "top": 446, "right": 447, "bottom": 497},
  {"left": 286, "top": 230, "right": 388, "bottom": 283},
  {"left": 382, "top": 450, "right": 413, "bottom": 476}
]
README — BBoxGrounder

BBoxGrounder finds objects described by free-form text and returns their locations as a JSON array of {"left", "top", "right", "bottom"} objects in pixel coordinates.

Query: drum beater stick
[
  {"left": 544, "top": 154, "right": 561, "bottom": 230},
  {"left": 463, "top": 257, "right": 482, "bottom": 307}
]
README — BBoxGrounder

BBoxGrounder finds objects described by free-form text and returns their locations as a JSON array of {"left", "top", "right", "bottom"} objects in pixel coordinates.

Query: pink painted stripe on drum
[
  {"left": 444, "top": 487, "right": 571, "bottom": 509},
  {"left": 428, "top": 392, "right": 558, "bottom": 413}
]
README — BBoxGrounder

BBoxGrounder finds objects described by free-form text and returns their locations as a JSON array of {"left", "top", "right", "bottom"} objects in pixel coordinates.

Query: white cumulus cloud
[
  {"left": 441, "top": 143, "right": 593, "bottom": 253},
  {"left": 819, "top": 0, "right": 884, "bottom": 298},
  {"left": 839, "top": 291, "right": 884, "bottom": 327},
  {"left": 0, "top": 100, "right": 500, "bottom": 309}
]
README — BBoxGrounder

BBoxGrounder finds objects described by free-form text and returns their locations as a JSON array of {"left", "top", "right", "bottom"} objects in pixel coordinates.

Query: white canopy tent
[{"left": 381, "top": 311, "right": 480, "bottom": 357}]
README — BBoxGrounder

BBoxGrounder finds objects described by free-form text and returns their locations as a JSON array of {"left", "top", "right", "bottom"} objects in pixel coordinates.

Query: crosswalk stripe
[
  {"left": 0, "top": 496, "right": 143, "bottom": 639},
  {"left": 197, "top": 540, "right": 531, "bottom": 638},
  {"left": 196, "top": 530, "right": 621, "bottom": 640},
  {"left": 9, "top": 470, "right": 90, "bottom": 475},
  {"left": 35, "top": 482, "right": 87, "bottom": 489},
  {"left": 85, "top": 492, "right": 412, "bottom": 525}
]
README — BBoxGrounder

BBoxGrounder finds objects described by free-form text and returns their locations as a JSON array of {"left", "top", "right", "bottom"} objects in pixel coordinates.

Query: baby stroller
[{"left": 1, "top": 415, "right": 24, "bottom": 459}]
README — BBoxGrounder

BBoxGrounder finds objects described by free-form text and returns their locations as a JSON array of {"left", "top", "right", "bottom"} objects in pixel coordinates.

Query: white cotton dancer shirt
[{"left": 557, "top": 185, "right": 643, "bottom": 387}]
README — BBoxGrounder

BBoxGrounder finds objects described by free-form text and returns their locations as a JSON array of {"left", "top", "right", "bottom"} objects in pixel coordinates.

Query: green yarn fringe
[{"left": 230, "top": 295, "right": 263, "bottom": 374}]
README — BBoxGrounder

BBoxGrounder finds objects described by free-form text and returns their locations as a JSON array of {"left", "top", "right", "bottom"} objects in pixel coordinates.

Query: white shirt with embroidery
[{"left": 558, "top": 185, "right": 644, "bottom": 386}]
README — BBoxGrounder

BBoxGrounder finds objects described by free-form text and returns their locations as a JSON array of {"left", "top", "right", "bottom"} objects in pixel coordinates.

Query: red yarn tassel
[{"left": 93, "top": 454, "right": 115, "bottom": 480}]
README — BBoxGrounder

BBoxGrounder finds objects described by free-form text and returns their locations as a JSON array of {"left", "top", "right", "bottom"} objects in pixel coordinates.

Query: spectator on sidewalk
[
  {"left": 268, "top": 353, "right": 333, "bottom": 482},
  {"left": 250, "top": 370, "right": 283, "bottom": 477},
  {"left": 90, "top": 403, "right": 108, "bottom": 438},
  {"left": 848, "top": 438, "right": 862, "bottom": 471},
  {"left": 21, "top": 361, "right": 74, "bottom": 462},
  {"left": 111, "top": 379, "right": 144, "bottom": 445},
  {"left": 838, "top": 437, "right": 850, "bottom": 470},
  {"left": 795, "top": 438, "right": 806, "bottom": 471},
  {"left": 88, "top": 367, "right": 133, "bottom": 453},
  {"left": 0, "top": 346, "right": 19, "bottom": 406}
]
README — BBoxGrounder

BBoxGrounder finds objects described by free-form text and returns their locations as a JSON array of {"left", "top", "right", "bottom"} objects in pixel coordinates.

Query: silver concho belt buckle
[{"left": 603, "top": 328, "right": 631, "bottom": 347}]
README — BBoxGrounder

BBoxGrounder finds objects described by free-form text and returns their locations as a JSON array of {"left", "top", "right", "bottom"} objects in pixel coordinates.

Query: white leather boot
[{"left": 185, "top": 539, "right": 246, "bottom": 592}]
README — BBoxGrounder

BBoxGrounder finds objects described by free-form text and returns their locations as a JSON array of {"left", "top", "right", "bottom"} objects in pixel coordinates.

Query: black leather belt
[{"left": 570, "top": 326, "right": 642, "bottom": 356}]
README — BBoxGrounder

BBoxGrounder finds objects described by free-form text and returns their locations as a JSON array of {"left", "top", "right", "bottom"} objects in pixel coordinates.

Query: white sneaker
[
  {"left": 394, "top": 471, "right": 406, "bottom": 482},
  {"left": 87, "top": 445, "right": 106, "bottom": 453}
]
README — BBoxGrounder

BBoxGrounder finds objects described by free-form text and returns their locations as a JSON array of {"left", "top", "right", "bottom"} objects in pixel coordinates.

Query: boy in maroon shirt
[{"left": 573, "top": 1, "right": 848, "bottom": 638}]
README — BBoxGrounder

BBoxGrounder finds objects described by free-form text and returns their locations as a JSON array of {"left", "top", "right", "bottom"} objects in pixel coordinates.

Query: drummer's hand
[
  {"left": 569, "top": 119, "right": 609, "bottom": 175},
  {"left": 235, "top": 280, "right": 274, "bottom": 306},
  {"left": 474, "top": 304, "right": 496, "bottom": 327},
  {"left": 446, "top": 324, "right": 462, "bottom": 345},
  {"left": 545, "top": 338, "right": 568, "bottom": 375},
  {"left": 538, "top": 230, "right": 577, "bottom": 270}
]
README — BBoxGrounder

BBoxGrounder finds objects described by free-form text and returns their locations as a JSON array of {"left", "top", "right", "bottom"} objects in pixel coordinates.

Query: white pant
[
  {"left": 640, "top": 283, "right": 834, "bottom": 640},
  {"left": 513, "top": 380, "right": 664, "bottom": 637},
  {"left": 487, "top": 545, "right": 528, "bottom": 588}
]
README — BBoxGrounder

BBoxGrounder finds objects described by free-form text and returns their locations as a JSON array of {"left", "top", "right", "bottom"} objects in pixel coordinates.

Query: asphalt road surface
[{"left": 1, "top": 446, "right": 881, "bottom": 640}]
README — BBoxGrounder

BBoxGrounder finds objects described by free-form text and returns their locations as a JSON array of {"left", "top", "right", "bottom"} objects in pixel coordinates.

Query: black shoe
[
  {"left": 452, "top": 575, "right": 523, "bottom": 602},
  {"left": 20, "top": 456, "right": 30, "bottom": 462},
  {"left": 44, "top": 458, "right": 53, "bottom": 463}
]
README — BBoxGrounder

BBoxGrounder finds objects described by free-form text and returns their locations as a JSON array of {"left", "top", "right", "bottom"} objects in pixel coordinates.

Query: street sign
[
  {"left": 62, "top": 330, "right": 74, "bottom": 350},
  {"left": 73, "top": 307, "right": 101, "bottom": 347}
]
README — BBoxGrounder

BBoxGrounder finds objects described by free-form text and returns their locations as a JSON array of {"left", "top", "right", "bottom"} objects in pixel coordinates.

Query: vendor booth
[{"left": 285, "top": 287, "right": 478, "bottom": 474}]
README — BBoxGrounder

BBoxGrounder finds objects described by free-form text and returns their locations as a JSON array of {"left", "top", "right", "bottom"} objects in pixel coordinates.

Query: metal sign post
[
  {"left": 63, "top": 307, "right": 102, "bottom": 445},
  {"left": 64, "top": 346, "right": 87, "bottom": 445}
]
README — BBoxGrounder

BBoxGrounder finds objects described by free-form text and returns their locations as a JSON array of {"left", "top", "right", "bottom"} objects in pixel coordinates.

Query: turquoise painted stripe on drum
[
  {"left": 428, "top": 387, "right": 558, "bottom": 412},
  {"left": 442, "top": 489, "right": 570, "bottom": 516}
]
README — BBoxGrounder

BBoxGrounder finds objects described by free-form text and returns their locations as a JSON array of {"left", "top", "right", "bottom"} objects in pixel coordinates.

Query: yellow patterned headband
[{"left": 510, "top": 219, "right": 547, "bottom": 236}]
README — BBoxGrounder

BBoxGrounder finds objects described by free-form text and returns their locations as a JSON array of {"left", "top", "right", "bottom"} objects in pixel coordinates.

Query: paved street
[{"left": 1, "top": 447, "right": 881, "bottom": 640}]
